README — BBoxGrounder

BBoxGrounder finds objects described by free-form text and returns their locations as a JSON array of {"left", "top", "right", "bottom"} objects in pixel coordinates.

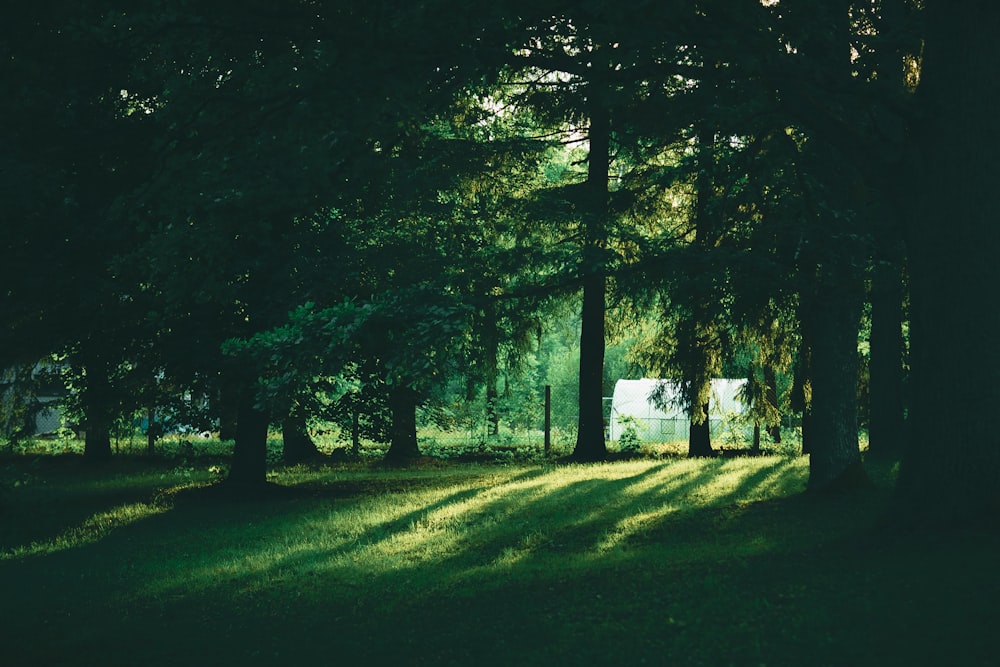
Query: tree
[
  {"left": 0, "top": 2, "right": 162, "bottom": 460},
  {"left": 728, "top": 0, "right": 872, "bottom": 490},
  {"left": 114, "top": 1, "right": 484, "bottom": 477},
  {"left": 896, "top": 0, "right": 1000, "bottom": 521},
  {"left": 494, "top": 16, "right": 617, "bottom": 462},
  {"left": 866, "top": 0, "right": 914, "bottom": 460},
  {"left": 490, "top": 3, "right": 726, "bottom": 461}
]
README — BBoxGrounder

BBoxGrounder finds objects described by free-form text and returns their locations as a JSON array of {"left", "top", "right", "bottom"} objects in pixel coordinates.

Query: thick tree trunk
[
  {"left": 227, "top": 384, "right": 270, "bottom": 489},
  {"left": 688, "top": 400, "right": 713, "bottom": 458},
  {"left": 868, "top": 242, "right": 907, "bottom": 459},
  {"left": 783, "top": 0, "right": 868, "bottom": 490},
  {"left": 385, "top": 384, "right": 421, "bottom": 462},
  {"left": 678, "top": 312, "right": 716, "bottom": 459},
  {"left": 572, "top": 90, "right": 610, "bottom": 462},
  {"left": 897, "top": 1, "right": 1000, "bottom": 520},
  {"left": 486, "top": 384, "right": 500, "bottom": 437},
  {"left": 806, "top": 270, "right": 867, "bottom": 491},
  {"left": 683, "top": 114, "right": 719, "bottom": 460},
  {"left": 282, "top": 409, "right": 320, "bottom": 464},
  {"left": 574, "top": 270, "right": 608, "bottom": 461},
  {"left": 82, "top": 359, "right": 113, "bottom": 462},
  {"left": 84, "top": 421, "right": 112, "bottom": 461},
  {"left": 865, "top": 0, "right": 909, "bottom": 462}
]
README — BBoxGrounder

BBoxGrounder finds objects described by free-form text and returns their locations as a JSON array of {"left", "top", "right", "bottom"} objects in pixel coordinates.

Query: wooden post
[{"left": 544, "top": 385, "right": 552, "bottom": 455}]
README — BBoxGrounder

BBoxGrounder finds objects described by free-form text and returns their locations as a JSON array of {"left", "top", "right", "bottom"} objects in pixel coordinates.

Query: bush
[{"left": 617, "top": 415, "right": 642, "bottom": 454}]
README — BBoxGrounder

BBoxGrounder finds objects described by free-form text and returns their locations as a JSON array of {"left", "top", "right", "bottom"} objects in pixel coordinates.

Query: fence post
[{"left": 544, "top": 385, "right": 551, "bottom": 455}]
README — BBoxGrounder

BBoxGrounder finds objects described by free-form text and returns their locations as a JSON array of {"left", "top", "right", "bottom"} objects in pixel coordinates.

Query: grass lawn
[{"left": 0, "top": 452, "right": 997, "bottom": 666}]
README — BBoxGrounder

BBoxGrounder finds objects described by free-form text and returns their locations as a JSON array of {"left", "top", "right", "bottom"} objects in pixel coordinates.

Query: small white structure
[
  {"left": 1, "top": 364, "right": 69, "bottom": 437},
  {"left": 32, "top": 397, "right": 65, "bottom": 435},
  {"left": 608, "top": 378, "right": 748, "bottom": 443}
]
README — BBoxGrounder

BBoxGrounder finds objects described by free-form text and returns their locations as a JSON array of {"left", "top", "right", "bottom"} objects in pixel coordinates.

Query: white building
[{"left": 608, "top": 378, "right": 748, "bottom": 443}]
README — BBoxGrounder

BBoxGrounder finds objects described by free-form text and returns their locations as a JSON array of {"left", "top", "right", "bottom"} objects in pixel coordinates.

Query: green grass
[{"left": 0, "top": 453, "right": 997, "bottom": 666}]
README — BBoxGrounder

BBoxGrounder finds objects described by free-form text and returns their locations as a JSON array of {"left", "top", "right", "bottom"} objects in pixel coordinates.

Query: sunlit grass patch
[
  {"left": 93, "top": 457, "right": 811, "bottom": 610},
  {"left": 2, "top": 498, "right": 173, "bottom": 559},
  {"left": 1, "top": 456, "right": 812, "bottom": 578},
  {"left": 7, "top": 454, "right": 972, "bottom": 667},
  {"left": 159, "top": 457, "right": 811, "bottom": 599},
  {"left": 0, "top": 458, "right": 222, "bottom": 555}
]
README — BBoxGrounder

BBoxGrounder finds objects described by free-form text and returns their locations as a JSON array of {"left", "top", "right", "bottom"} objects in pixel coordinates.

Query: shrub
[{"left": 617, "top": 415, "right": 642, "bottom": 454}]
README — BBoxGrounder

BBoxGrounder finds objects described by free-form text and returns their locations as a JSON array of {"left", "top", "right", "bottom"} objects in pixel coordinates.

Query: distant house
[{"left": 608, "top": 378, "right": 748, "bottom": 443}]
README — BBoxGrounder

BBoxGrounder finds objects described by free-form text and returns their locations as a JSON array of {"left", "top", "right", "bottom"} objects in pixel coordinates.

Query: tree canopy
[{"left": 3, "top": 1, "right": 997, "bottom": 522}]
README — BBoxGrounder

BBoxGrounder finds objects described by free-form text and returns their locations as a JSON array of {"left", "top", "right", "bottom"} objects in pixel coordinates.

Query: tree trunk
[
  {"left": 897, "top": 1, "right": 1000, "bottom": 521},
  {"left": 84, "top": 420, "right": 112, "bottom": 461},
  {"left": 574, "top": 270, "right": 608, "bottom": 461},
  {"left": 806, "top": 269, "right": 867, "bottom": 491},
  {"left": 217, "top": 373, "right": 240, "bottom": 441},
  {"left": 481, "top": 302, "right": 501, "bottom": 437},
  {"left": 82, "top": 359, "right": 113, "bottom": 462},
  {"left": 868, "top": 241, "right": 907, "bottom": 459},
  {"left": 227, "top": 384, "right": 269, "bottom": 489},
  {"left": 486, "top": 383, "right": 500, "bottom": 438},
  {"left": 677, "top": 312, "right": 717, "bottom": 461},
  {"left": 867, "top": 0, "right": 909, "bottom": 461},
  {"left": 572, "top": 88, "right": 610, "bottom": 462},
  {"left": 282, "top": 409, "right": 320, "bottom": 464},
  {"left": 385, "top": 384, "right": 421, "bottom": 462},
  {"left": 688, "top": 400, "right": 713, "bottom": 458},
  {"left": 683, "top": 112, "right": 719, "bottom": 460},
  {"left": 146, "top": 406, "right": 157, "bottom": 455}
]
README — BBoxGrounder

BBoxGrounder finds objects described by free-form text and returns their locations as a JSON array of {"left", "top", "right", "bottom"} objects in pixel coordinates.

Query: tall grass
[{"left": 0, "top": 454, "right": 996, "bottom": 666}]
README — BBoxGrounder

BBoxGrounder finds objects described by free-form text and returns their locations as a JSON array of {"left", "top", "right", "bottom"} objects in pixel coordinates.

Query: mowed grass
[{"left": 0, "top": 454, "right": 997, "bottom": 666}]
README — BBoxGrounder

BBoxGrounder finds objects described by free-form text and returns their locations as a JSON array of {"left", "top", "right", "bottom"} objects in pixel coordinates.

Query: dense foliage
[{"left": 2, "top": 1, "right": 996, "bottom": 519}]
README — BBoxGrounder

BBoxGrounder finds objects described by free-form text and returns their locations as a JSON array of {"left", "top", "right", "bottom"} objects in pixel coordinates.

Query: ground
[{"left": 1, "top": 453, "right": 997, "bottom": 666}]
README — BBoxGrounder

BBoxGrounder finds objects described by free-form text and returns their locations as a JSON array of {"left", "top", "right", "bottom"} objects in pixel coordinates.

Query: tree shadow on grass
[
  {"left": 150, "top": 458, "right": 809, "bottom": 600},
  {"left": 2, "top": 456, "right": 941, "bottom": 667},
  {"left": 0, "top": 455, "right": 204, "bottom": 553}
]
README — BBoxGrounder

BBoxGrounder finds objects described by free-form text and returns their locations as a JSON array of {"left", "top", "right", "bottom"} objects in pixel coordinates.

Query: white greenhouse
[{"left": 608, "top": 378, "right": 749, "bottom": 443}]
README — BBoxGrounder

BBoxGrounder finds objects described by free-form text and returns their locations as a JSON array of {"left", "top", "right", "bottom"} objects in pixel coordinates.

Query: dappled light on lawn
[
  {"left": 122, "top": 457, "right": 810, "bottom": 604},
  {"left": 7, "top": 456, "right": 994, "bottom": 667}
]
